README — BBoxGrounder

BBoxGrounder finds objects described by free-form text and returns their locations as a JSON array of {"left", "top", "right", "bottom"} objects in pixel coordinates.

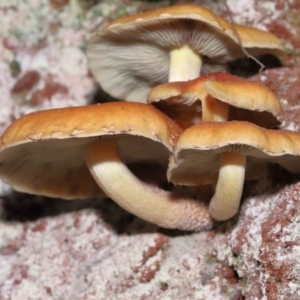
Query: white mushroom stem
[
  {"left": 202, "top": 95, "right": 229, "bottom": 122},
  {"left": 85, "top": 138, "right": 212, "bottom": 231},
  {"left": 169, "top": 45, "right": 202, "bottom": 82},
  {"left": 209, "top": 152, "right": 246, "bottom": 221}
]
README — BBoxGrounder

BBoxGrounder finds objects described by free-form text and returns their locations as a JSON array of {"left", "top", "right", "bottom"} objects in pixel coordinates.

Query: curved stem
[
  {"left": 202, "top": 95, "right": 229, "bottom": 122},
  {"left": 85, "top": 138, "right": 212, "bottom": 231},
  {"left": 209, "top": 152, "right": 246, "bottom": 221},
  {"left": 169, "top": 45, "right": 202, "bottom": 82}
]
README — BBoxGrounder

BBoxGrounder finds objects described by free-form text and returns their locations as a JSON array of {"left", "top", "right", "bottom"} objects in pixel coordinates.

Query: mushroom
[
  {"left": 148, "top": 72, "right": 284, "bottom": 128},
  {"left": 168, "top": 121, "right": 300, "bottom": 221},
  {"left": 0, "top": 108, "right": 105, "bottom": 200},
  {"left": 0, "top": 102, "right": 212, "bottom": 230},
  {"left": 87, "top": 4, "right": 283, "bottom": 103}
]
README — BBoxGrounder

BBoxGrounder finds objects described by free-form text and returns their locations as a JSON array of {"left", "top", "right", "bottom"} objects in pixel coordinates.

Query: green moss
[
  {"left": 9, "top": 60, "right": 21, "bottom": 78},
  {"left": 205, "top": 254, "right": 218, "bottom": 265}
]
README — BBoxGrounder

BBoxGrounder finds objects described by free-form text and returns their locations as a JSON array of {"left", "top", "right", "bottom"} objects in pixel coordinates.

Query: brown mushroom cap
[
  {"left": 168, "top": 121, "right": 300, "bottom": 220},
  {"left": 87, "top": 4, "right": 283, "bottom": 103},
  {"left": 0, "top": 102, "right": 180, "bottom": 199},
  {"left": 169, "top": 121, "right": 300, "bottom": 184},
  {"left": 0, "top": 102, "right": 212, "bottom": 230},
  {"left": 148, "top": 72, "right": 284, "bottom": 128}
]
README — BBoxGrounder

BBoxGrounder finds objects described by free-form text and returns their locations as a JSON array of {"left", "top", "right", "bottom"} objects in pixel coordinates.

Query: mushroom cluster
[{"left": 1, "top": 4, "right": 300, "bottom": 230}]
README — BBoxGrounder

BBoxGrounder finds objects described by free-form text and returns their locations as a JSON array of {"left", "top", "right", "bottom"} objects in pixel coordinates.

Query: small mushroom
[
  {"left": 0, "top": 102, "right": 212, "bottom": 230},
  {"left": 87, "top": 4, "right": 283, "bottom": 102},
  {"left": 148, "top": 72, "right": 284, "bottom": 128},
  {"left": 168, "top": 121, "right": 300, "bottom": 221}
]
